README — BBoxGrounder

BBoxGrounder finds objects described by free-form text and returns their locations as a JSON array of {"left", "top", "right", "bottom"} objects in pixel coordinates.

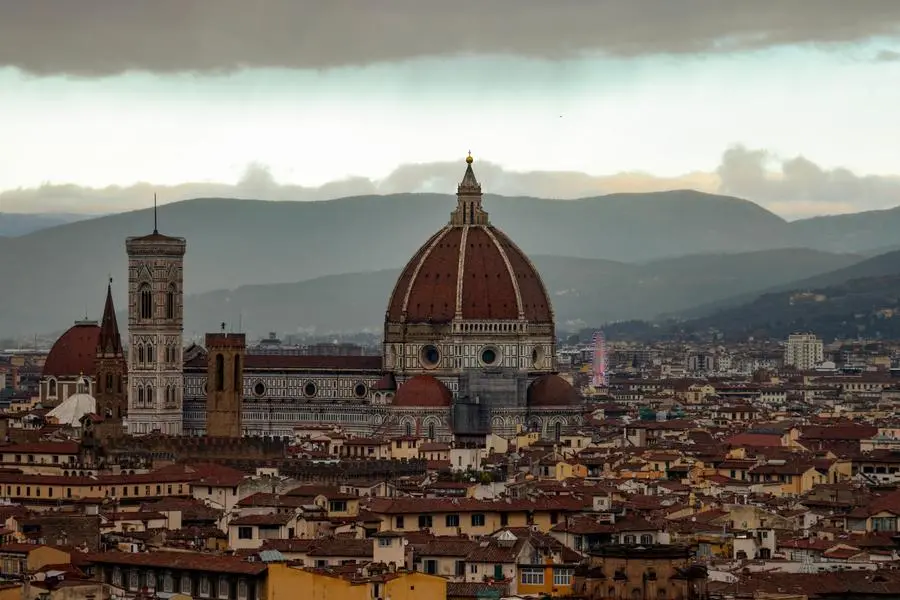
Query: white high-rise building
[
  {"left": 125, "top": 217, "right": 186, "bottom": 435},
  {"left": 784, "top": 333, "right": 824, "bottom": 371}
]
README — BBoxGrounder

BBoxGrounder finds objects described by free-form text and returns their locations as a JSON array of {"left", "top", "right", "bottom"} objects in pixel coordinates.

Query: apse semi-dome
[
  {"left": 393, "top": 375, "right": 453, "bottom": 408},
  {"left": 43, "top": 320, "right": 101, "bottom": 378},
  {"left": 382, "top": 155, "right": 557, "bottom": 377},
  {"left": 527, "top": 374, "right": 582, "bottom": 407}
]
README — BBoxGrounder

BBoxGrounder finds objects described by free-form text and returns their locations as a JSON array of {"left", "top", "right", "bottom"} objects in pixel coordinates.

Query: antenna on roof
[{"left": 153, "top": 193, "right": 159, "bottom": 234}]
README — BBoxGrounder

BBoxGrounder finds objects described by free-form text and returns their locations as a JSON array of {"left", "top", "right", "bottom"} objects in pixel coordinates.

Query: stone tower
[
  {"left": 205, "top": 330, "right": 245, "bottom": 438},
  {"left": 125, "top": 208, "right": 186, "bottom": 436},
  {"left": 94, "top": 278, "right": 127, "bottom": 422}
]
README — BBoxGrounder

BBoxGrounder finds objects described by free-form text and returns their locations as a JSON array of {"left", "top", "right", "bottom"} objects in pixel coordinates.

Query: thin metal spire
[{"left": 153, "top": 193, "right": 158, "bottom": 234}]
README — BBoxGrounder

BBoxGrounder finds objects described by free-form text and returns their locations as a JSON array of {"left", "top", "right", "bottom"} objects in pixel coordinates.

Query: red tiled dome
[
  {"left": 393, "top": 375, "right": 453, "bottom": 408},
  {"left": 527, "top": 374, "right": 581, "bottom": 407},
  {"left": 43, "top": 321, "right": 100, "bottom": 378},
  {"left": 386, "top": 226, "right": 552, "bottom": 324}
]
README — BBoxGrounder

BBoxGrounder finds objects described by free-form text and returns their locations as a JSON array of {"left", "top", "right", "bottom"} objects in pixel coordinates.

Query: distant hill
[
  {"left": 0, "top": 212, "right": 92, "bottom": 237},
  {"left": 0, "top": 190, "right": 800, "bottom": 337},
  {"left": 683, "top": 273, "right": 900, "bottom": 341},
  {"left": 677, "top": 249, "right": 900, "bottom": 319},
  {"left": 5, "top": 188, "right": 900, "bottom": 337},
  {"left": 788, "top": 205, "right": 900, "bottom": 254},
  {"left": 168, "top": 248, "right": 859, "bottom": 338}
]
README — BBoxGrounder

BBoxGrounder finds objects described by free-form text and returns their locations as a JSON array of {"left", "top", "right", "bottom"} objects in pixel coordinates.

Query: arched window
[
  {"left": 165, "top": 283, "right": 176, "bottom": 319},
  {"left": 105, "top": 373, "right": 113, "bottom": 392},
  {"left": 48, "top": 379, "right": 57, "bottom": 397},
  {"left": 555, "top": 421, "right": 562, "bottom": 442},
  {"left": 234, "top": 355, "right": 242, "bottom": 394},
  {"left": 427, "top": 422, "right": 435, "bottom": 440},
  {"left": 215, "top": 354, "right": 224, "bottom": 391},
  {"left": 146, "top": 344, "right": 154, "bottom": 365},
  {"left": 146, "top": 385, "right": 153, "bottom": 407},
  {"left": 139, "top": 283, "right": 153, "bottom": 320},
  {"left": 404, "top": 421, "right": 412, "bottom": 437},
  {"left": 138, "top": 344, "right": 145, "bottom": 364},
  {"left": 137, "top": 385, "right": 145, "bottom": 406}
]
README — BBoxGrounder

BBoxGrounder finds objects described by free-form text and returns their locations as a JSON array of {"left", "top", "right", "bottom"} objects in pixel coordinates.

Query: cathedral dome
[
  {"left": 385, "top": 158, "right": 552, "bottom": 325},
  {"left": 527, "top": 374, "right": 582, "bottom": 407},
  {"left": 43, "top": 320, "right": 100, "bottom": 378},
  {"left": 393, "top": 375, "right": 453, "bottom": 408}
]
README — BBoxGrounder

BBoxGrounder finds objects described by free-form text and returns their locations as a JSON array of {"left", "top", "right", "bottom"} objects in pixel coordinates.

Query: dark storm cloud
[
  {"left": 3, "top": 148, "right": 898, "bottom": 220},
  {"left": 2, "top": 0, "right": 900, "bottom": 75}
]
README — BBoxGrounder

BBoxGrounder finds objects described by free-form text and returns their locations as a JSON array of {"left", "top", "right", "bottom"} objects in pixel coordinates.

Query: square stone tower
[
  {"left": 205, "top": 331, "right": 245, "bottom": 438},
  {"left": 125, "top": 219, "right": 186, "bottom": 436}
]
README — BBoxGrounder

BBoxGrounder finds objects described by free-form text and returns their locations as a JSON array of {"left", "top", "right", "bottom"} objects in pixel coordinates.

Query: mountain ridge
[{"left": 1, "top": 189, "right": 895, "bottom": 337}]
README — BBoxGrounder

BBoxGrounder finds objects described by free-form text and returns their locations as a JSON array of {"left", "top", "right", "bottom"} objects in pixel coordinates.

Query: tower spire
[
  {"left": 153, "top": 193, "right": 158, "bottom": 234},
  {"left": 98, "top": 277, "right": 123, "bottom": 356}
]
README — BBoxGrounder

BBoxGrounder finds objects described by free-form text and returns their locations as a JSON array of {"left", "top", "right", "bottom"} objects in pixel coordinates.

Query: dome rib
[
  {"left": 453, "top": 225, "right": 469, "bottom": 318},
  {"left": 481, "top": 225, "right": 525, "bottom": 319},
  {"left": 400, "top": 226, "right": 452, "bottom": 319}
]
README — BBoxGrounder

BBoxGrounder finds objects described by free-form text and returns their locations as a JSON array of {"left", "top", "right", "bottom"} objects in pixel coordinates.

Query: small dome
[
  {"left": 393, "top": 375, "right": 452, "bottom": 408},
  {"left": 527, "top": 374, "right": 581, "bottom": 407},
  {"left": 43, "top": 321, "right": 100, "bottom": 378}
]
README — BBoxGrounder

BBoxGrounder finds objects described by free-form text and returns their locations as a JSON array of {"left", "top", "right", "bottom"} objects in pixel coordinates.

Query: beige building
[{"left": 784, "top": 334, "right": 824, "bottom": 370}]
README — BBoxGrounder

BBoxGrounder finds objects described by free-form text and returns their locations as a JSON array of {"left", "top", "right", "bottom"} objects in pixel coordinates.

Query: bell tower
[
  {"left": 125, "top": 198, "right": 187, "bottom": 436},
  {"left": 205, "top": 329, "right": 245, "bottom": 438},
  {"left": 94, "top": 278, "right": 127, "bottom": 423}
]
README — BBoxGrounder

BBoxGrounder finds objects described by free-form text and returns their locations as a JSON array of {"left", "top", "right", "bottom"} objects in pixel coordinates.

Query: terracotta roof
[
  {"left": 0, "top": 543, "right": 66, "bottom": 554},
  {"left": 367, "top": 496, "right": 584, "bottom": 515},
  {"left": 417, "top": 538, "right": 479, "bottom": 557},
  {"left": 725, "top": 433, "right": 783, "bottom": 448},
  {"left": 87, "top": 550, "right": 266, "bottom": 575},
  {"left": 230, "top": 513, "right": 293, "bottom": 526},
  {"left": 43, "top": 322, "right": 100, "bottom": 378},
  {"left": 394, "top": 375, "right": 453, "bottom": 408},
  {"left": 306, "top": 538, "right": 373, "bottom": 558},
  {"left": 0, "top": 441, "right": 80, "bottom": 454}
]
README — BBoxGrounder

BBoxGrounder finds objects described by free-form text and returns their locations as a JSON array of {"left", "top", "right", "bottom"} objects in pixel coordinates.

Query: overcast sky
[{"left": 2, "top": 0, "right": 900, "bottom": 219}]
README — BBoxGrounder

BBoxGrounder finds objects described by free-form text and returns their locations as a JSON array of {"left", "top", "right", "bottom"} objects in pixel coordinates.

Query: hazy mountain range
[
  {"left": 0, "top": 212, "right": 93, "bottom": 237},
  {"left": 606, "top": 258, "right": 900, "bottom": 343},
  {"left": 4, "top": 191, "right": 900, "bottom": 339}
]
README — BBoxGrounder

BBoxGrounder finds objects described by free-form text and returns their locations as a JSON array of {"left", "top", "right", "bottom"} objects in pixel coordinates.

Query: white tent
[{"left": 46, "top": 393, "right": 96, "bottom": 426}]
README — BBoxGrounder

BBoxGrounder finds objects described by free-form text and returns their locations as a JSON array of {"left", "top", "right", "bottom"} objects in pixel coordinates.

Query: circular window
[
  {"left": 481, "top": 346, "right": 500, "bottom": 366},
  {"left": 304, "top": 381, "right": 318, "bottom": 397},
  {"left": 353, "top": 383, "right": 367, "bottom": 398},
  {"left": 253, "top": 381, "right": 266, "bottom": 397},
  {"left": 420, "top": 345, "right": 440, "bottom": 368}
]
